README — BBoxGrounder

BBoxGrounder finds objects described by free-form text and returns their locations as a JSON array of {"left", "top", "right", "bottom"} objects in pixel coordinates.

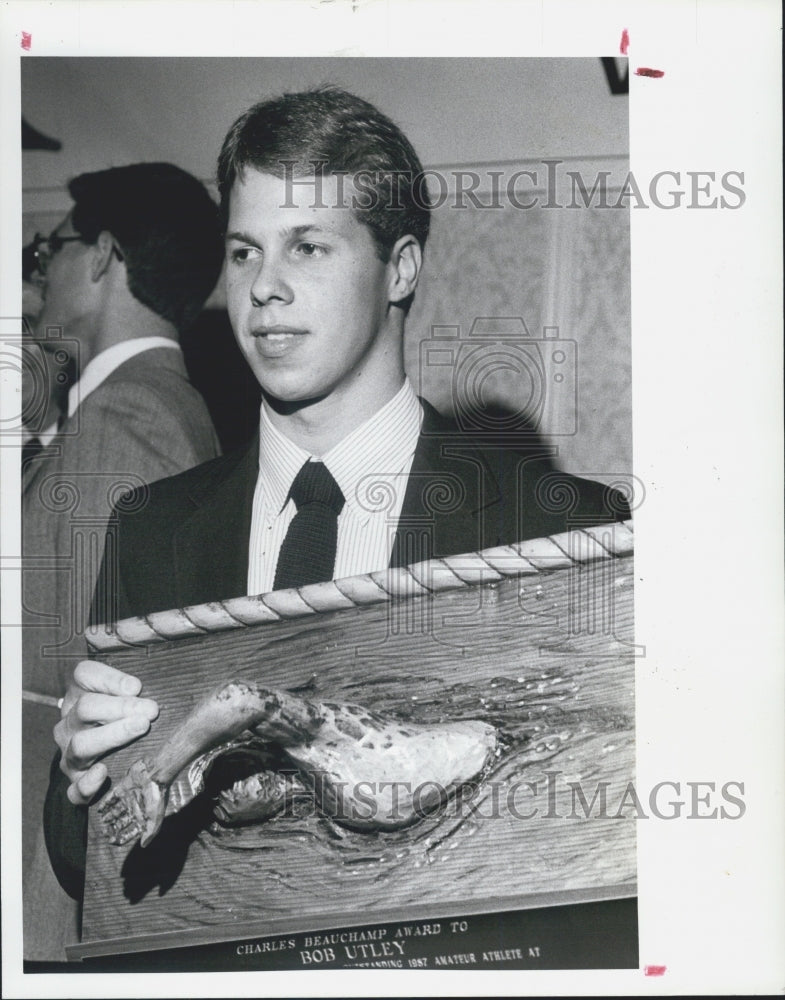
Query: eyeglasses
[
  {"left": 30, "top": 232, "right": 85, "bottom": 276},
  {"left": 30, "top": 231, "right": 125, "bottom": 276}
]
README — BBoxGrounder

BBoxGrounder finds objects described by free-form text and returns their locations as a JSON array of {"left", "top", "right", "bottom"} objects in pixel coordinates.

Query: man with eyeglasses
[{"left": 22, "top": 161, "right": 224, "bottom": 959}]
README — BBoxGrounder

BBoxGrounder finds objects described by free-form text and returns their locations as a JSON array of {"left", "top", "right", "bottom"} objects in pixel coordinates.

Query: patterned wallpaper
[{"left": 406, "top": 177, "right": 632, "bottom": 481}]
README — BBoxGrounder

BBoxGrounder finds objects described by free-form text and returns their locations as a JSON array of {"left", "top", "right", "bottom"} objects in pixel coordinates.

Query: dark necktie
[{"left": 273, "top": 460, "right": 346, "bottom": 590}]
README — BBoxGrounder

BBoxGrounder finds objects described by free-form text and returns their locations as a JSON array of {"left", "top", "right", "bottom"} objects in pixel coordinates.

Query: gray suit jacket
[{"left": 22, "top": 345, "right": 220, "bottom": 697}]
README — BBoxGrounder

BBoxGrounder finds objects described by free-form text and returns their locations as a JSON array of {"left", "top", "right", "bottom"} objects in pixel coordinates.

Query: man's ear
[
  {"left": 388, "top": 235, "right": 423, "bottom": 304},
  {"left": 90, "top": 231, "right": 118, "bottom": 282}
]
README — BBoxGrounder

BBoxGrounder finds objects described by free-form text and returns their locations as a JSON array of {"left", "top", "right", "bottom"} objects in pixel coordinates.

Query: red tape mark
[
  {"left": 21, "top": 31, "right": 32, "bottom": 50},
  {"left": 644, "top": 965, "right": 667, "bottom": 977},
  {"left": 620, "top": 28, "right": 630, "bottom": 55},
  {"left": 635, "top": 67, "right": 665, "bottom": 78}
]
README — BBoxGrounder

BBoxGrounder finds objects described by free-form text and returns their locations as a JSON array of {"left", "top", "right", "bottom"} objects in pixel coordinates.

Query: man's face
[
  {"left": 33, "top": 213, "right": 93, "bottom": 341},
  {"left": 225, "top": 169, "right": 399, "bottom": 410}
]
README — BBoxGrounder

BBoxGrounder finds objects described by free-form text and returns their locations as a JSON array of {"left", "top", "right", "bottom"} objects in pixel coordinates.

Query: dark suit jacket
[
  {"left": 46, "top": 400, "right": 630, "bottom": 899},
  {"left": 92, "top": 400, "right": 628, "bottom": 623}
]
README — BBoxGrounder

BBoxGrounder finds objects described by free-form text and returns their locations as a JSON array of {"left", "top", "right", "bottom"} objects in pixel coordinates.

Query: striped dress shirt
[{"left": 247, "top": 380, "right": 424, "bottom": 595}]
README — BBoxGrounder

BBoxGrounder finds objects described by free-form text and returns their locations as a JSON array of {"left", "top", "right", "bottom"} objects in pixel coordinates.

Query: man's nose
[{"left": 249, "top": 254, "right": 293, "bottom": 306}]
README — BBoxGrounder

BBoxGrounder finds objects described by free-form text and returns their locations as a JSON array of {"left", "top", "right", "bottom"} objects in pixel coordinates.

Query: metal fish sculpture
[{"left": 98, "top": 680, "right": 497, "bottom": 848}]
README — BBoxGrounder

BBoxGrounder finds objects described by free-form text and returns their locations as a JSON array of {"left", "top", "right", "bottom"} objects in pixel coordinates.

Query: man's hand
[{"left": 55, "top": 659, "right": 159, "bottom": 806}]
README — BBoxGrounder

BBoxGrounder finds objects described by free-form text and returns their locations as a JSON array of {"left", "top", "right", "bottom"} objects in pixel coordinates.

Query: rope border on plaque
[{"left": 87, "top": 519, "right": 633, "bottom": 652}]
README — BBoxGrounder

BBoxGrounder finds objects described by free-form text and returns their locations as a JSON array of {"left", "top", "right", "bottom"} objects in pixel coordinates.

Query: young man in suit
[
  {"left": 44, "top": 88, "right": 630, "bottom": 905},
  {"left": 23, "top": 162, "right": 223, "bottom": 957}
]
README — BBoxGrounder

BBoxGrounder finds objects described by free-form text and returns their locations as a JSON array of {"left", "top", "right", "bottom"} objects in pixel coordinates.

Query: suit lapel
[
  {"left": 21, "top": 349, "right": 189, "bottom": 496},
  {"left": 172, "top": 436, "right": 259, "bottom": 605},
  {"left": 391, "top": 402, "right": 503, "bottom": 566}
]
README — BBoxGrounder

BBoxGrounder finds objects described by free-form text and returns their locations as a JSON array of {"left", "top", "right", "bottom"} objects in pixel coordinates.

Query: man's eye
[
  {"left": 229, "top": 246, "right": 260, "bottom": 263},
  {"left": 296, "top": 242, "right": 324, "bottom": 257}
]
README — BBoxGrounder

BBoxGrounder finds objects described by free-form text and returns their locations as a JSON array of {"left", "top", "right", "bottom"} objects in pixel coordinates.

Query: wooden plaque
[{"left": 73, "top": 521, "right": 636, "bottom": 963}]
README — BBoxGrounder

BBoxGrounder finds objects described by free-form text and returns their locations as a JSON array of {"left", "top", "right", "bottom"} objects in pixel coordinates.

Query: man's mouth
[
  {"left": 249, "top": 325, "right": 309, "bottom": 359},
  {"left": 251, "top": 325, "right": 307, "bottom": 341}
]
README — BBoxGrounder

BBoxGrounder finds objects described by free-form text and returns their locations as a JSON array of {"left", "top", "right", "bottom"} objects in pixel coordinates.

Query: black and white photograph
[
  {"left": 18, "top": 50, "right": 636, "bottom": 968},
  {"left": 1, "top": 1, "right": 782, "bottom": 997}
]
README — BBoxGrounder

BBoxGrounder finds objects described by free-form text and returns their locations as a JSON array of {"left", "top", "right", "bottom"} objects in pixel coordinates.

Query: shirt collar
[
  {"left": 66, "top": 337, "right": 181, "bottom": 418},
  {"left": 38, "top": 337, "right": 181, "bottom": 444},
  {"left": 323, "top": 380, "right": 423, "bottom": 516},
  {"left": 258, "top": 407, "right": 312, "bottom": 513},
  {"left": 258, "top": 379, "right": 423, "bottom": 517}
]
